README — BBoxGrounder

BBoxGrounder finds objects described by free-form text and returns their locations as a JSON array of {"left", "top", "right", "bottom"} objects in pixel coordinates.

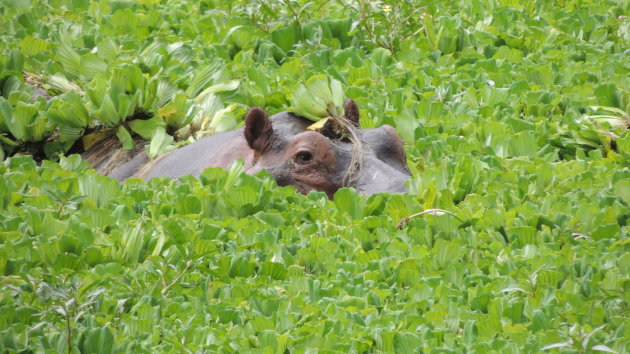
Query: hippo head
[{"left": 243, "top": 99, "right": 411, "bottom": 198}]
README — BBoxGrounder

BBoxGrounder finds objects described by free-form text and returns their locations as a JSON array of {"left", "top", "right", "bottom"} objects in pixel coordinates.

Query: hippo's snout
[{"left": 352, "top": 156, "right": 410, "bottom": 195}]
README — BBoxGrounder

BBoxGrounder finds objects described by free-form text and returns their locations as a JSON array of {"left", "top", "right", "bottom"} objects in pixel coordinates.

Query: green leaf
[
  {"left": 0, "top": 97, "right": 14, "bottom": 133},
  {"left": 158, "top": 93, "right": 196, "bottom": 129},
  {"left": 97, "top": 39, "right": 119, "bottom": 62},
  {"left": 228, "top": 255, "right": 255, "bottom": 278},
  {"left": 114, "top": 91, "right": 138, "bottom": 121},
  {"left": 10, "top": 103, "right": 39, "bottom": 141},
  {"left": 19, "top": 36, "right": 50, "bottom": 55},
  {"left": 594, "top": 83, "right": 621, "bottom": 108},
  {"left": 1, "top": 76, "right": 23, "bottom": 101},
  {"left": 96, "top": 94, "right": 121, "bottom": 126},
  {"left": 616, "top": 133, "right": 630, "bottom": 156},
  {"left": 222, "top": 159, "right": 245, "bottom": 192},
  {"left": 530, "top": 309, "right": 548, "bottom": 332},
  {"left": 79, "top": 174, "right": 121, "bottom": 207},
  {"left": 493, "top": 46, "right": 523, "bottom": 63},
  {"left": 48, "top": 73, "right": 83, "bottom": 93},
  {"left": 371, "top": 47, "right": 393, "bottom": 68},
  {"left": 334, "top": 188, "right": 363, "bottom": 219},
  {"left": 80, "top": 53, "right": 108, "bottom": 80},
  {"left": 186, "top": 62, "right": 222, "bottom": 98},
  {"left": 128, "top": 115, "right": 165, "bottom": 140},
  {"left": 200, "top": 104, "right": 240, "bottom": 135},
  {"left": 86, "top": 75, "right": 107, "bottom": 107},
  {"left": 615, "top": 179, "right": 630, "bottom": 206},
  {"left": 394, "top": 333, "right": 422, "bottom": 354},
  {"left": 510, "top": 132, "right": 538, "bottom": 157},
  {"left": 120, "top": 223, "right": 144, "bottom": 263},
  {"left": 155, "top": 79, "right": 178, "bottom": 107},
  {"left": 222, "top": 186, "right": 259, "bottom": 213},
  {"left": 25, "top": 114, "right": 50, "bottom": 142},
  {"left": 194, "top": 80, "right": 239, "bottom": 103},
  {"left": 45, "top": 91, "right": 90, "bottom": 128},
  {"left": 289, "top": 75, "right": 344, "bottom": 121},
  {"left": 591, "top": 344, "right": 618, "bottom": 353},
  {"left": 260, "top": 262, "right": 287, "bottom": 280},
  {"left": 376, "top": 331, "right": 396, "bottom": 353},
  {"left": 508, "top": 226, "right": 538, "bottom": 247},
  {"left": 59, "top": 154, "right": 90, "bottom": 172},
  {"left": 116, "top": 125, "right": 134, "bottom": 150},
  {"left": 56, "top": 44, "right": 81, "bottom": 79},
  {"left": 271, "top": 25, "right": 299, "bottom": 53},
  {"left": 79, "top": 327, "right": 114, "bottom": 354},
  {"left": 57, "top": 124, "right": 84, "bottom": 145},
  {"left": 146, "top": 128, "right": 173, "bottom": 159}
]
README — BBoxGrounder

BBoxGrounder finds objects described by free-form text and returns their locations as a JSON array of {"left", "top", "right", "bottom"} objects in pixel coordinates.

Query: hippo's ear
[
  {"left": 244, "top": 107, "right": 274, "bottom": 152},
  {"left": 344, "top": 98, "right": 360, "bottom": 127}
]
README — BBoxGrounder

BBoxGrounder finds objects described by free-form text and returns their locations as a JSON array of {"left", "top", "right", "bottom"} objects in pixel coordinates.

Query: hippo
[{"left": 110, "top": 99, "right": 411, "bottom": 198}]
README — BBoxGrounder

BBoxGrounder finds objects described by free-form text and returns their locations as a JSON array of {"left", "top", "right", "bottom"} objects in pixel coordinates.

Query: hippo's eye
[{"left": 296, "top": 151, "right": 313, "bottom": 164}]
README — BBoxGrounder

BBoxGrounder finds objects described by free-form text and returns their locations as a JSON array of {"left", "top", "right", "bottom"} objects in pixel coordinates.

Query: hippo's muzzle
[{"left": 351, "top": 155, "right": 410, "bottom": 195}]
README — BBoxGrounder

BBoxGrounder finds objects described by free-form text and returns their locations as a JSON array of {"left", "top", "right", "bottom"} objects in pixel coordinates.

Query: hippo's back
[{"left": 109, "top": 128, "right": 248, "bottom": 181}]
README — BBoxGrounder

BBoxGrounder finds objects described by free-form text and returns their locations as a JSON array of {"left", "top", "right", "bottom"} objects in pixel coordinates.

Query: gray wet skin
[{"left": 110, "top": 100, "right": 411, "bottom": 198}]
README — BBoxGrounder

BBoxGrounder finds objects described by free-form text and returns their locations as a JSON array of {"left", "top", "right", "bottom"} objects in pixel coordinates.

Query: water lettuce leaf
[{"left": 289, "top": 75, "right": 344, "bottom": 121}]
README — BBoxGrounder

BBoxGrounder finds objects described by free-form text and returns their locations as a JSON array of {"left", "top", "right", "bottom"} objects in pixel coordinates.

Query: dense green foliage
[{"left": 0, "top": 0, "right": 629, "bottom": 352}]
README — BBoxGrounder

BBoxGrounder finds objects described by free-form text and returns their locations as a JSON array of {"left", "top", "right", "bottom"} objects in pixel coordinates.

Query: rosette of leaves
[
  {"left": 191, "top": 80, "right": 241, "bottom": 138},
  {"left": 289, "top": 74, "right": 345, "bottom": 131},
  {"left": 82, "top": 64, "right": 181, "bottom": 156},
  {"left": 86, "top": 65, "right": 143, "bottom": 128},
  {"left": 0, "top": 99, "right": 52, "bottom": 143},
  {"left": 44, "top": 91, "right": 91, "bottom": 156},
  {"left": 582, "top": 106, "right": 630, "bottom": 138},
  {"left": 560, "top": 106, "right": 630, "bottom": 157},
  {"left": 0, "top": 80, "right": 55, "bottom": 159},
  {"left": 186, "top": 63, "right": 241, "bottom": 138}
]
